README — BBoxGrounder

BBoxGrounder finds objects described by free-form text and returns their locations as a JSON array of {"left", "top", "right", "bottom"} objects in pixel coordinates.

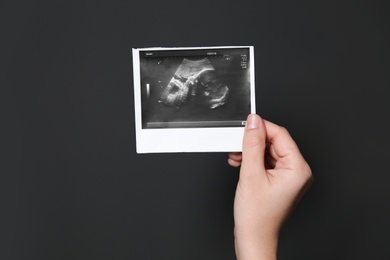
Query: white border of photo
[{"left": 132, "top": 46, "right": 256, "bottom": 153}]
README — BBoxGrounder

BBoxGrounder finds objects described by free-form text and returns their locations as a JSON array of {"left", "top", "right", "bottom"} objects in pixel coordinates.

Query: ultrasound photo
[{"left": 138, "top": 47, "right": 253, "bottom": 128}]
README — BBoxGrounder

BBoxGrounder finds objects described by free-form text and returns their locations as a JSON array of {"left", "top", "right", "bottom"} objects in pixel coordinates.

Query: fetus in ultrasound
[
  {"left": 197, "top": 69, "right": 229, "bottom": 109},
  {"left": 160, "top": 58, "right": 230, "bottom": 109}
]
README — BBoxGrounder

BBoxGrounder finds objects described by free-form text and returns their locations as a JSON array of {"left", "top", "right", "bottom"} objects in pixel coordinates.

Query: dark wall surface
[{"left": 2, "top": 0, "right": 390, "bottom": 259}]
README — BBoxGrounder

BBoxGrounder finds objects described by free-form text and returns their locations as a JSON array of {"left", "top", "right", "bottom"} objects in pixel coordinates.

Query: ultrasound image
[
  {"left": 160, "top": 58, "right": 230, "bottom": 109},
  {"left": 139, "top": 48, "right": 252, "bottom": 128}
]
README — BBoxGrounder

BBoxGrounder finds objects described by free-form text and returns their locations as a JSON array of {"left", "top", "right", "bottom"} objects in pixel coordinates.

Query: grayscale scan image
[{"left": 139, "top": 47, "right": 252, "bottom": 128}]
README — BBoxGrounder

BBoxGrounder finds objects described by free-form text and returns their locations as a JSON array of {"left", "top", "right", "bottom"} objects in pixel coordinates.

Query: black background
[{"left": 2, "top": 0, "right": 389, "bottom": 259}]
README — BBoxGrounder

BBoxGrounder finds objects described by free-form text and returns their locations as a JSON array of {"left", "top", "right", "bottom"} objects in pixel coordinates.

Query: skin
[{"left": 228, "top": 114, "right": 313, "bottom": 260}]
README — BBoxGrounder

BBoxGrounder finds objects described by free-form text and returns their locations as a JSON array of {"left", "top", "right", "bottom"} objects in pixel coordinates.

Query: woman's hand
[{"left": 228, "top": 114, "right": 313, "bottom": 260}]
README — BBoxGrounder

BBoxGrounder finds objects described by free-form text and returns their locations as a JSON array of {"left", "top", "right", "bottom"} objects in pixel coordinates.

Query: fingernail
[{"left": 247, "top": 114, "right": 260, "bottom": 129}]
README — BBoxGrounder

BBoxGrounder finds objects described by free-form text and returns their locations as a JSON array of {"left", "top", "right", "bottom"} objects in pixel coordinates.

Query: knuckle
[
  {"left": 278, "top": 126, "right": 290, "bottom": 136},
  {"left": 300, "top": 162, "right": 314, "bottom": 184}
]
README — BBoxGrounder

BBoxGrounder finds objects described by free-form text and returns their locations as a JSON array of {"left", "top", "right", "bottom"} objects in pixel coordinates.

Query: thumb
[{"left": 240, "top": 114, "right": 267, "bottom": 181}]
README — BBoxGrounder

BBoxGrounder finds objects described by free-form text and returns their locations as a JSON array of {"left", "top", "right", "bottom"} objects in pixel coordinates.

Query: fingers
[
  {"left": 263, "top": 119, "right": 313, "bottom": 193},
  {"left": 240, "top": 114, "right": 267, "bottom": 181},
  {"left": 228, "top": 115, "right": 307, "bottom": 174},
  {"left": 228, "top": 152, "right": 242, "bottom": 167},
  {"left": 265, "top": 151, "right": 276, "bottom": 169},
  {"left": 263, "top": 120, "right": 304, "bottom": 168}
]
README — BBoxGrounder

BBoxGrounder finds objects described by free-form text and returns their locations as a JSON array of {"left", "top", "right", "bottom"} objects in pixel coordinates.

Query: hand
[{"left": 228, "top": 114, "right": 313, "bottom": 260}]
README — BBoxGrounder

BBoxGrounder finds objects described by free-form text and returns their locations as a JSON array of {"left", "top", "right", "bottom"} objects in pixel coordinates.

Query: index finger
[{"left": 263, "top": 120, "right": 304, "bottom": 165}]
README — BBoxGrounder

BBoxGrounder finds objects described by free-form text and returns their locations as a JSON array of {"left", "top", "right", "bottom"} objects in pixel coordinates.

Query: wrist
[{"left": 234, "top": 227, "right": 278, "bottom": 260}]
